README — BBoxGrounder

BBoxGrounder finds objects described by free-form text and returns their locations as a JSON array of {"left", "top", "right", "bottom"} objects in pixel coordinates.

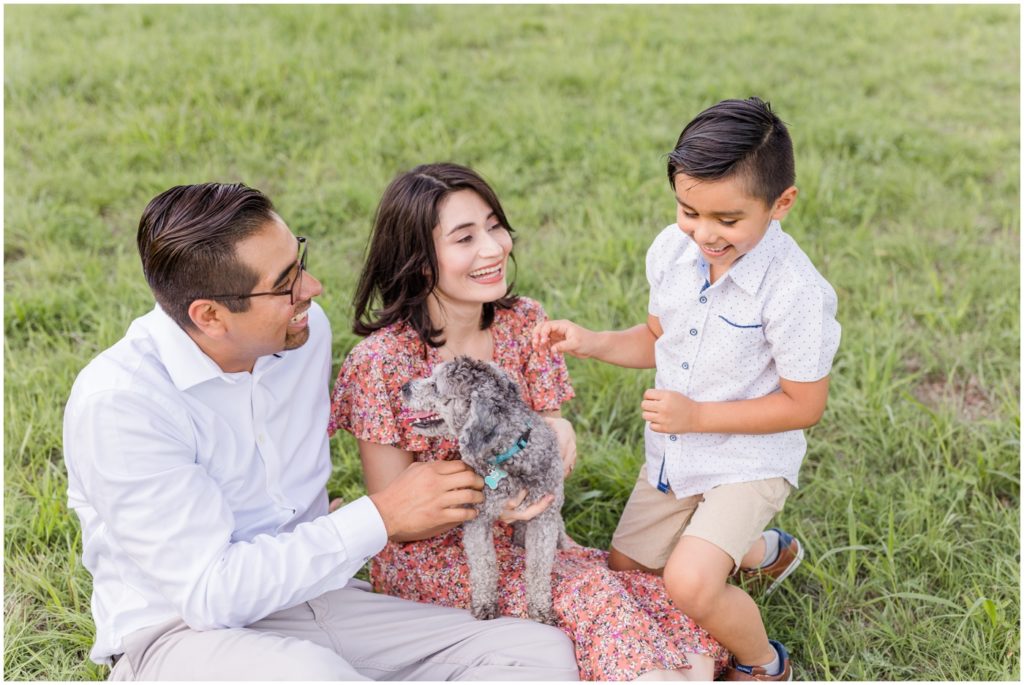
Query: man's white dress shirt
[
  {"left": 63, "top": 302, "right": 386, "bottom": 664},
  {"left": 645, "top": 221, "right": 841, "bottom": 499}
]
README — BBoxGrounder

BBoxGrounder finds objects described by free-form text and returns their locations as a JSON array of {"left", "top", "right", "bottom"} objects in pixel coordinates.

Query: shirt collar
[
  {"left": 674, "top": 230, "right": 704, "bottom": 267},
  {"left": 726, "top": 220, "right": 783, "bottom": 295},
  {"left": 674, "top": 220, "right": 784, "bottom": 295},
  {"left": 141, "top": 304, "right": 283, "bottom": 391}
]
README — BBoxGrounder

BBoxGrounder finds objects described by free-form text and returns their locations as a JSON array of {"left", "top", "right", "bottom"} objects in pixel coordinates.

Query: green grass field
[{"left": 4, "top": 4, "right": 1019, "bottom": 681}]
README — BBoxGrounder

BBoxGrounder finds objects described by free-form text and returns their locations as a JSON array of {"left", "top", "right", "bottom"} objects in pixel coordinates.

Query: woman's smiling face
[{"left": 431, "top": 189, "right": 513, "bottom": 309}]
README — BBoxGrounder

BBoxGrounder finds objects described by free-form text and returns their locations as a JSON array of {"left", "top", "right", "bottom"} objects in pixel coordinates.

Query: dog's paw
[
  {"left": 528, "top": 606, "right": 558, "bottom": 626},
  {"left": 472, "top": 602, "right": 500, "bottom": 621}
]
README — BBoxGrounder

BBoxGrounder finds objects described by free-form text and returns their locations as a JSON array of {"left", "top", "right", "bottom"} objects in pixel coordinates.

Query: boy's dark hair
[
  {"left": 137, "top": 182, "right": 276, "bottom": 331},
  {"left": 667, "top": 97, "right": 795, "bottom": 207},
  {"left": 353, "top": 162, "right": 518, "bottom": 347}
]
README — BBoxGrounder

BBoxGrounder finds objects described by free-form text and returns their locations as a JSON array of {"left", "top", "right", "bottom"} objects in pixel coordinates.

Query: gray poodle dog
[{"left": 401, "top": 356, "right": 568, "bottom": 624}]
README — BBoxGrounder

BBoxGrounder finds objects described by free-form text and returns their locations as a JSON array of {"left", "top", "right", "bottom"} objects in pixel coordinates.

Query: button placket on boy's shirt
[
  {"left": 660, "top": 262, "right": 717, "bottom": 482},
  {"left": 680, "top": 259, "right": 715, "bottom": 387},
  {"left": 679, "top": 279, "right": 713, "bottom": 375}
]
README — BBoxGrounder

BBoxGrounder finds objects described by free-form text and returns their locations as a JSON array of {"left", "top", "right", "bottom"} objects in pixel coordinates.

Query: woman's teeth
[{"left": 470, "top": 265, "right": 502, "bottom": 278}]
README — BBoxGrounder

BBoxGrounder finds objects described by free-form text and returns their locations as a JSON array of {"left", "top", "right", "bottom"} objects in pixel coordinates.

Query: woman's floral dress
[{"left": 329, "top": 297, "right": 729, "bottom": 680}]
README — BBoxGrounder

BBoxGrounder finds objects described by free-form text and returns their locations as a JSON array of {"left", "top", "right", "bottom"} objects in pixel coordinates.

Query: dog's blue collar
[
  {"left": 493, "top": 425, "right": 532, "bottom": 466},
  {"left": 484, "top": 424, "right": 532, "bottom": 490}
]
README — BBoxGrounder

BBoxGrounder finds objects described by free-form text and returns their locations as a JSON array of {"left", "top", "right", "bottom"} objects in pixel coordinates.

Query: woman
[{"left": 329, "top": 163, "right": 728, "bottom": 680}]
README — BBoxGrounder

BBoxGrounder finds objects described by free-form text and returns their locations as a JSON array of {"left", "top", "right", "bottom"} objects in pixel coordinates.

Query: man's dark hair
[
  {"left": 353, "top": 162, "right": 518, "bottom": 347},
  {"left": 136, "top": 183, "right": 276, "bottom": 330},
  {"left": 667, "top": 97, "right": 795, "bottom": 207}
]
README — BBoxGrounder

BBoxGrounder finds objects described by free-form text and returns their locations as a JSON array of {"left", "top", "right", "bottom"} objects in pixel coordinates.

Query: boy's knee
[
  {"left": 663, "top": 560, "right": 725, "bottom": 619},
  {"left": 608, "top": 546, "right": 656, "bottom": 573}
]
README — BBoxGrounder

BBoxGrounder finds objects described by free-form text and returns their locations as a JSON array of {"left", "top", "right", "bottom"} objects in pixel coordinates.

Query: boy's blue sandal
[
  {"left": 722, "top": 640, "right": 793, "bottom": 681},
  {"left": 733, "top": 528, "right": 804, "bottom": 597}
]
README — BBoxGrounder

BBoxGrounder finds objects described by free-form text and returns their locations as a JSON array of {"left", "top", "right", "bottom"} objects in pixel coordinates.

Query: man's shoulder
[
  {"left": 63, "top": 316, "right": 193, "bottom": 450},
  {"left": 67, "top": 313, "right": 179, "bottom": 408}
]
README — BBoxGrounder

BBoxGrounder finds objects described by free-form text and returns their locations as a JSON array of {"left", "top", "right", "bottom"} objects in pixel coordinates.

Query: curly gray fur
[{"left": 401, "top": 356, "right": 568, "bottom": 624}]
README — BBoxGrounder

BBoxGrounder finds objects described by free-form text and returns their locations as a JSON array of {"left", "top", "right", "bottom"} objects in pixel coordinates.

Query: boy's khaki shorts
[{"left": 610, "top": 465, "right": 792, "bottom": 570}]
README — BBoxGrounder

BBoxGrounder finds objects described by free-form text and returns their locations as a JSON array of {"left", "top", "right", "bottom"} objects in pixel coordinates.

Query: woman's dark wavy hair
[
  {"left": 667, "top": 96, "right": 795, "bottom": 207},
  {"left": 353, "top": 163, "right": 518, "bottom": 347}
]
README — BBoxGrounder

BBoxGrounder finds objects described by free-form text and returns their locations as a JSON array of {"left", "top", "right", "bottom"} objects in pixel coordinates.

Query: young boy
[{"left": 533, "top": 97, "right": 840, "bottom": 680}]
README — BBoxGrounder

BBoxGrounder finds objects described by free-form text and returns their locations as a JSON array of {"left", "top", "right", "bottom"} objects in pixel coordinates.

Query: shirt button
[
  {"left": 681, "top": 362, "right": 689, "bottom": 370},
  {"left": 669, "top": 435, "right": 678, "bottom": 442},
  {"left": 689, "top": 328, "right": 698, "bottom": 336},
  {"left": 699, "top": 296, "right": 707, "bottom": 304}
]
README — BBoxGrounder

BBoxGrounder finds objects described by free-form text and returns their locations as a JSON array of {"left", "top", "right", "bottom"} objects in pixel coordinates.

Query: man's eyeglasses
[{"left": 203, "top": 236, "right": 308, "bottom": 305}]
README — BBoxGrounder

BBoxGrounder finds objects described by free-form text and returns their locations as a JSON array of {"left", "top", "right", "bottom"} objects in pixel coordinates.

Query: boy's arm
[
  {"left": 642, "top": 375, "right": 830, "bottom": 435},
  {"left": 532, "top": 314, "right": 662, "bottom": 369}
]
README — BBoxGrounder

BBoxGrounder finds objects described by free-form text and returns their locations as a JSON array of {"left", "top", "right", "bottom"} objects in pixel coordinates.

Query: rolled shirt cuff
[{"left": 326, "top": 495, "right": 388, "bottom": 566}]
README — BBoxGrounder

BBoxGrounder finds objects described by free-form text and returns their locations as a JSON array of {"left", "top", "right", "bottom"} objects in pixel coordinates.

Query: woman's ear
[{"left": 187, "top": 299, "right": 229, "bottom": 339}]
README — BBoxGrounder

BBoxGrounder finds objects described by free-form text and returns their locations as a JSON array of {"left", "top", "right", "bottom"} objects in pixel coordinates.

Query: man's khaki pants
[{"left": 108, "top": 580, "right": 579, "bottom": 681}]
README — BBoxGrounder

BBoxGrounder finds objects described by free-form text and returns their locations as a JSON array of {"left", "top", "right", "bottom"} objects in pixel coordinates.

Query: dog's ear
[{"left": 458, "top": 389, "right": 500, "bottom": 458}]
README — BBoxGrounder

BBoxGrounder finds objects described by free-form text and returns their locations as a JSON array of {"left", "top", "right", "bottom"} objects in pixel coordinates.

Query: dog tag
[{"left": 484, "top": 468, "right": 508, "bottom": 490}]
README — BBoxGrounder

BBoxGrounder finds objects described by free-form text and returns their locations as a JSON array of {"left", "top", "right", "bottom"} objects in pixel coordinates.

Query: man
[{"left": 63, "top": 182, "right": 579, "bottom": 680}]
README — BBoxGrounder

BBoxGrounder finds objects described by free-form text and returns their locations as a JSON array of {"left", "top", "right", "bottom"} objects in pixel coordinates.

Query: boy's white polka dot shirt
[{"left": 645, "top": 220, "right": 841, "bottom": 499}]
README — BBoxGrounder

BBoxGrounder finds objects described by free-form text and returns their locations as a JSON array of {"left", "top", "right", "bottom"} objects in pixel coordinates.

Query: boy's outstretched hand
[
  {"left": 642, "top": 388, "right": 701, "bottom": 434},
  {"left": 532, "top": 320, "right": 597, "bottom": 358}
]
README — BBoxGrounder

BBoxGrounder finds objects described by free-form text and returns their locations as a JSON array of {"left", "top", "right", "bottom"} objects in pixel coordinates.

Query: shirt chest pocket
[{"left": 714, "top": 314, "right": 772, "bottom": 381}]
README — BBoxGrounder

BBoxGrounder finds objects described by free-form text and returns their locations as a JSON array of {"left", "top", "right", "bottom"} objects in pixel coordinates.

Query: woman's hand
[
  {"left": 499, "top": 489, "right": 555, "bottom": 523},
  {"left": 542, "top": 415, "right": 577, "bottom": 479}
]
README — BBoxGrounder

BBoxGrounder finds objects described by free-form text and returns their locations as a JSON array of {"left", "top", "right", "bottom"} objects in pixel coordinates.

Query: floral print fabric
[{"left": 330, "top": 297, "right": 728, "bottom": 680}]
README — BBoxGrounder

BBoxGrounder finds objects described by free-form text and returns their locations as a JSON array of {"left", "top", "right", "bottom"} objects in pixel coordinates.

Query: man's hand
[
  {"left": 532, "top": 319, "right": 598, "bottom": 358},
  {"left": 641, "top": 388, "right": 701, "bottom": 434},
  {"left": 369, "top": 460, "right": 484, "bottom": 540},
  {"left": 543, "top": 416, "right": 578, "bottom": 479}
]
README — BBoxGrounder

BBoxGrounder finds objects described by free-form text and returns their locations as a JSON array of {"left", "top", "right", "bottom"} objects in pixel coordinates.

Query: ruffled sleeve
[
  {"left": 329, "top": 327, "right": 440, "bottom": 453},
  {"left": 502, "top": 297, "right": 575, "bottom": 413},
  {"left": 328, "top": 337, "right": 402, "bottom": 444}
]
